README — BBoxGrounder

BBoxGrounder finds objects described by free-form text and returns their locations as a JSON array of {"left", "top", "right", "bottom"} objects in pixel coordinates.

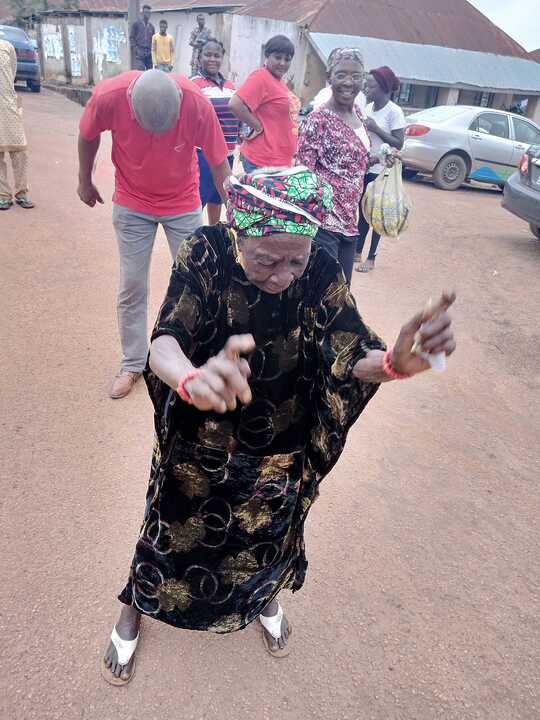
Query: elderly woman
[
  {"left": 102, "top": 167, "right": 456, "bottom": 685},
  {"left": 298, "top": 48, "right": 370, "bottom": 284}
]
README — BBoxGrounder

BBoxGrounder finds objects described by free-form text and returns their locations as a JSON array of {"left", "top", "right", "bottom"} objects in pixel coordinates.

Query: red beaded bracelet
[
  {"left": 382, "top": 348, "right": 411, "bottom": 381},
  {"left": 177, "top": 369, "right": 201, "bottom": 404}
]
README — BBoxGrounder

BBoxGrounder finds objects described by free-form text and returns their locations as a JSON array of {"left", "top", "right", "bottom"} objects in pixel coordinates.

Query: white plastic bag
[{"left": 361, "top": 161, "right": 412, "bottom": 238}]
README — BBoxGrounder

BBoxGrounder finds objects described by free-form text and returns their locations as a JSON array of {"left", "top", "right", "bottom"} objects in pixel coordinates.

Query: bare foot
[
  {"left": 260, "top": 598, "right": 291, "bottom": 655},
  {"left": 102, "top": 605, "right": 141, "bottom": 685}
]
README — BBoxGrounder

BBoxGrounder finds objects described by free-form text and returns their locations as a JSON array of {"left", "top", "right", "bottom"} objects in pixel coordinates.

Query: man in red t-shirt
[{"left": 78, "top": 69, "right": 230, "bottom": 399}]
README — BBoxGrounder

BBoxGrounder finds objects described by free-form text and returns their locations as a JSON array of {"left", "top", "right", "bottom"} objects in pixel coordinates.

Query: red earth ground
[{"left": 1, "top": 90, "right": 538, "bottom": 720}]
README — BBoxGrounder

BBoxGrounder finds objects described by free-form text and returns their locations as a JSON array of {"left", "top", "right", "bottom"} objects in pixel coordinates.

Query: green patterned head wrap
[{"left": 225, "top": 166, "right": 333, "bottom": 238}]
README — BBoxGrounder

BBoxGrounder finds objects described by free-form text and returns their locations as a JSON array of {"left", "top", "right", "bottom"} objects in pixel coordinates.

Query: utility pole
[{"left": 127, "top": 0, "right": 140, "bottom": 70}]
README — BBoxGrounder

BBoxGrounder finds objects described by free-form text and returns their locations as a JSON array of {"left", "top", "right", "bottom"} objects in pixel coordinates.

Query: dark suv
[
  {"left": 0, "top": 24, "right": 40, "bottom": 92},
  {"left": 502, "top": 145, "right": 540, "bottom": 239}
]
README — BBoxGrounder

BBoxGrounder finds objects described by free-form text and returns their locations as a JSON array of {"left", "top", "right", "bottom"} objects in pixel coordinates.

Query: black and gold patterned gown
[{"left": 119, "top": 224, "right": 385, "bottom": 633}]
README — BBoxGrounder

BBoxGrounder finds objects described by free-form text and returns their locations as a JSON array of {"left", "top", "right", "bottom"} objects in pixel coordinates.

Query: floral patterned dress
[
  {"left": 298, "top": 107, "right": 369, "bottom": 237},
  {"left": 119, "top": 224, "right": 385, "bottom": 633}
]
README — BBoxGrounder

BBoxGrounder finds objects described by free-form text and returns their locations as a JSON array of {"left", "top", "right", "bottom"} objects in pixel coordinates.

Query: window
[
  {"left": 471, "top": 113, "right": 510, "bottom": 140},
  {"left": 513, "top": 117, "right": 540, "bottom": 145},
  {"left": 426, "top": 86, "right": 439, "bottom": 108},
  {"left": 473, "top": 91, "right": 495, "bottom": 108},
  {"left": 395, "top": 83, "right": 413, "bottom": 106}
]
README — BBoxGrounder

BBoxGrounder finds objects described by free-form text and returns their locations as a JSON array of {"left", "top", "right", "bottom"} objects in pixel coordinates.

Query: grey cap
[{"left": 130, "top": 69, "right": 181, "bottom": 134}]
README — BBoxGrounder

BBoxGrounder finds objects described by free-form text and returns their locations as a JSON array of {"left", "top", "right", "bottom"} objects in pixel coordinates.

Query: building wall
[
  {"left": 526, "top": 96, "right": 540, "bottom": 124},
  {"left": 41, "top": 23, "right": 66, "bottom": 83},
  {"left": 89, "top": 16, "right": 129, "bottom": 83},
  {"left": 301, "top": 43, "right": 327, "bottom": 105},
  {"left": 67, "top": 22, "right": 89, "bottom": 85},
  {"left": 149, "top": 11, "right": 309, "bottom": 100},
  {"left": 40, "top": 14, "right": 129, "bottom": 86},
  {"left": 228, "top": 15, "right": 301, "bottom": 88}
]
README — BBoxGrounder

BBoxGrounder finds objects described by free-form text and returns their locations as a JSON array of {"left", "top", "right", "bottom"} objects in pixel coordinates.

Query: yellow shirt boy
[{"left": 152, "top": 30, "right": 175, "bottom": 70}]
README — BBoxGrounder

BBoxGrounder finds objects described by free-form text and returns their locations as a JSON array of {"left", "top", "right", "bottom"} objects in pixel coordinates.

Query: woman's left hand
[
  {"left": 392, "top": 292, "right": 457, "bottom": 377},
  {"left": 364, "top": 117, "right": 381, "bottom": 134},
  {"left": 384, "top": 149, "right": 402, "bottom": 168}
]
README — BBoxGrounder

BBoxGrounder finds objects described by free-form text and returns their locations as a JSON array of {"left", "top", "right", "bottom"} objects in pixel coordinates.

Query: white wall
[
  {"left": 90, "top": 16, "right": 129, "bottom": 83},
  {"left": 149, "top": 10, "right": 307, "bottom": 97},
  {"left": 228, "top": 15, "right": 300, "bottom": 87},
  {"left": 41, "top": 23, "right": 65, "bottom": 82}
]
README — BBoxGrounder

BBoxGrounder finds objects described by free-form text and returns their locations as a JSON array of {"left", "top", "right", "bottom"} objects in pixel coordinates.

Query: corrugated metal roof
[
  {"left": 309, "top": 32, "right": 540, "bottom": 95},
  {"left": 153, "top": 1, "right": 243, "bottom": 10},
  {"left": 36, "top": 0, "right": 243, "bottom": 14},
  {"left": 236, "top": 0, "right": 528, "bottom": 59},
  {"left": 40, "top": 0, "right": 128, "bottom": 13}
]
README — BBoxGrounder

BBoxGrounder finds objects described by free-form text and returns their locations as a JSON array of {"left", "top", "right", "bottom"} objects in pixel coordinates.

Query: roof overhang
[{"left": 309, "top": 32, "right": 540, "bottom": 96}]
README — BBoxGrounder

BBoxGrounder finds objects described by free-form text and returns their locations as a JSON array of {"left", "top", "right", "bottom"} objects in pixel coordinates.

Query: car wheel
[
  {"left": 402, "top": 168, "right": 418, "bottom": 180},
  {"left": 433, "top": 154, "right": 468, "bottom": 191},
  {"left": 27, "top": 80, "right": 41, "bottom": 93},
  {"left": 530, "top": 224, "right": 540, "bottom": 240}
]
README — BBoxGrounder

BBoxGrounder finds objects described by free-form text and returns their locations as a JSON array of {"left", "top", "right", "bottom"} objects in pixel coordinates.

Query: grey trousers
[{"left": 113, "top": 203, "right": 202, "bottom": 373}]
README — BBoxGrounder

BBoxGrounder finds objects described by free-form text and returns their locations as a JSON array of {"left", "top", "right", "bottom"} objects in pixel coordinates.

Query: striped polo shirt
[{"left": 191, "top": 72, "right": 239, "bottom": 154}]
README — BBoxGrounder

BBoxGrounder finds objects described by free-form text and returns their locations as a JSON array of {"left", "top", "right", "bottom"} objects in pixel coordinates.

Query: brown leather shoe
[{"left": 109, "top": 371, "right": 142, "bottom": 399}]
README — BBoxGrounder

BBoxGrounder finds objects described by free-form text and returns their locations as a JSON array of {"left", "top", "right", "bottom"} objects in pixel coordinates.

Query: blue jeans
[{"left": 240, "top": 155, "right": 259, "bottom": 174}]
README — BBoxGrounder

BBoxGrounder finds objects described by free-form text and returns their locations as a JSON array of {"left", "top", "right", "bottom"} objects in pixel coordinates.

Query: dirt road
[{"left": 1, "top": 90, "right": 538, "bottom": 720}]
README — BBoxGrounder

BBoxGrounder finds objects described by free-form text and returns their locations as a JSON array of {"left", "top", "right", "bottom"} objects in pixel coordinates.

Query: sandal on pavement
[
  {"left": 101, "top": 626, "right": 139, "bottom": 686},
  {"left": 15, "top": 196, "right": 35, "bottom": 209},
  {"left": 355, "top": 261, "right": 374, "bottom": 273},
  {"left": 0, "top": 199, "right": 13, "bottom": 210},
  {"left": 259, "top": 602, "right": 292, "bottom": 658}
]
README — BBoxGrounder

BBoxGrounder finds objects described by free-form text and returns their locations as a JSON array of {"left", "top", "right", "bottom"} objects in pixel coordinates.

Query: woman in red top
[{"left": 229, "top": 35, "right": 300, "bottom": 172}]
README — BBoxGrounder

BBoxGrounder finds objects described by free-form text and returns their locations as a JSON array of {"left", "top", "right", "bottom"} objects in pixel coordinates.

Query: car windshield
[
  {"left": 0, "top": 26, "right": 29, "bottom": 42},
  {"left": 407, "top": 106, "right": 469, "bottom": 124}
]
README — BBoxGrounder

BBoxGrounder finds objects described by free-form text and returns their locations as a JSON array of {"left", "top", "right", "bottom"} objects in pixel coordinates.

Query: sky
[{"left": 468, "top": 0, "right": 540, "bottom": 51}]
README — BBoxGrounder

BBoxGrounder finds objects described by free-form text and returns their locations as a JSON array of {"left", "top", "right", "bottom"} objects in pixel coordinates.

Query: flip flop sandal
[
  {"left": 259, "top": 602, "right": 292, "bottom": 658},
  {"left": 15, "top": 197, "right": 34, "bottom": 209},
  {"left": 101, "top": 625, "right": 139, "bottom": 686},
  {"left": 355, "top": 261, "right": 374, "bottom": 273},
  {"left": 0, "top": 199, "right": 13, "bottom": 210}
]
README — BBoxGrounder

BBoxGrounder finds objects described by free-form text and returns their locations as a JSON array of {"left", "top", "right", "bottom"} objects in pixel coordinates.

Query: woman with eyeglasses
[{"left": 297, "top": 48, "right": 371, "bottom": 285}]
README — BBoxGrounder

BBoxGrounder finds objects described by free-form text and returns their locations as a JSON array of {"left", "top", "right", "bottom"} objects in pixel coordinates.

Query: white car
[{"left": 402, "top": 105, "right": 540, "bottom": 190}]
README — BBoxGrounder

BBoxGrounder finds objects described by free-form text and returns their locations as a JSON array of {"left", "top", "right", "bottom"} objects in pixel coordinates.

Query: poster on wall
[
  {"left": 68, "top": 28, "right": 82, "bottom": 77},
  {"left": 44, "top": 32, "right": 63, "bottom": 60},
  {"left": 93, "top": 26, "right": 126, "bottom": 65}
]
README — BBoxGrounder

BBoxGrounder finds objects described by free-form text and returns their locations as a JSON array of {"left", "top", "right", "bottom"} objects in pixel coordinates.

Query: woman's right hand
[
  {"left": 242, "top": 125, "right": 263, "bottom": 142},
  {"left": 185, "top": 335, "right": 255, "bottom": 413}
]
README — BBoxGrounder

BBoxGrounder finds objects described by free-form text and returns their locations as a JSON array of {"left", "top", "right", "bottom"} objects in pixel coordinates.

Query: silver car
[{"left": 402, "top": 105, "right": 540, "bottom": 190}]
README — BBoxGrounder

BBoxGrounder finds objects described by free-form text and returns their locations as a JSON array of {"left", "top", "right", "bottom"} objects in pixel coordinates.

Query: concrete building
[
  {"left": 33, "top": 2, "right": 128, "bottom": 87},
  {"left": 150, "top": 0, "right": 540, "bottom": 122},
  {"left": 4, "top": 0, "right": 539, "bottom": 123}
]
